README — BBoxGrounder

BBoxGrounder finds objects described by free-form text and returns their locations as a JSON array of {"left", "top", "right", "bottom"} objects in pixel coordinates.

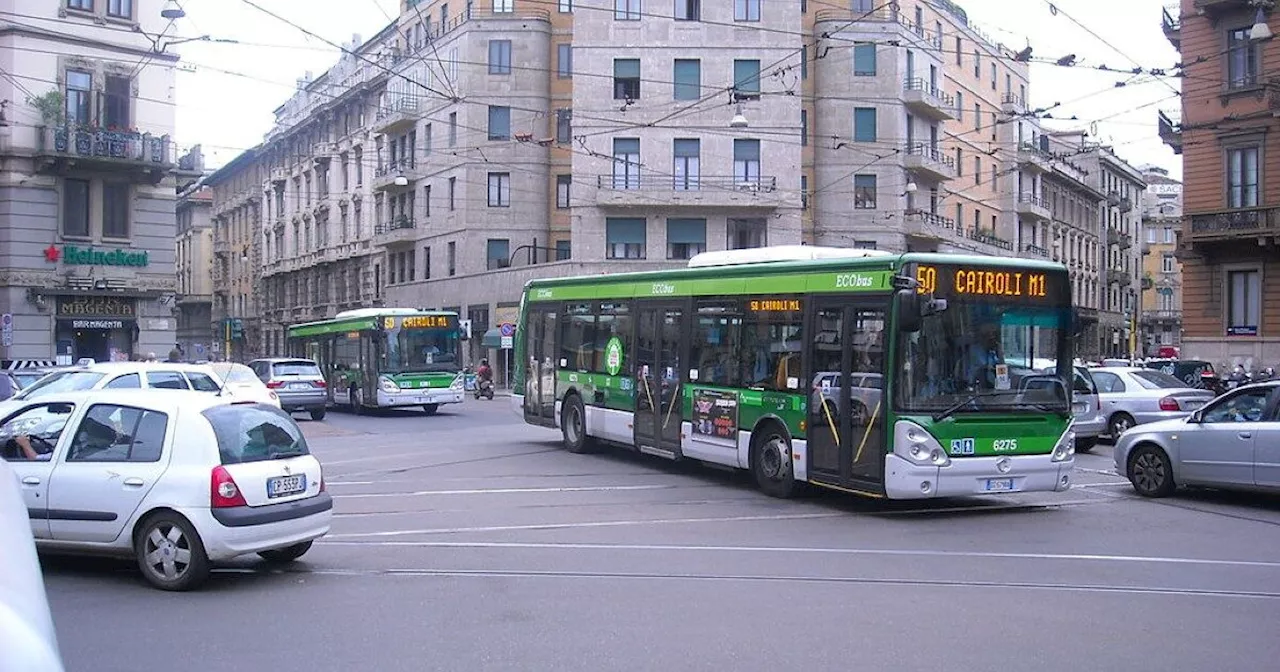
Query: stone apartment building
[
  {"left": 175, "top": 178, "right": 213, "bottom": 358},
  {"left": 1139, "top": 164, "right": 1183, "bottom": 356},
  {"left": 0, "top": 0, "right": 186, "bottom": 364},
  {"left": 206, "top": 146, "right": 266, "bottom": 361}
]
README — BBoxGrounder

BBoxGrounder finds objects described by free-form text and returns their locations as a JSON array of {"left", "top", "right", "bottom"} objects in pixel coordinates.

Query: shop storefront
[{"left": 53, "top": 295, "right": 138, "bottom": 363}]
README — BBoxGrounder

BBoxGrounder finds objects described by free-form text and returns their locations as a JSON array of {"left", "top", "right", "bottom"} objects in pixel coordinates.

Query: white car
[
  {"left": 1, "top": 389, "right": 332, "bottom": 591},
  {"left": 0, "top": 458, "right": 64, "bottom": 670},
  {"left": 207, "top": 362, "right": 282, "bottom": 409},
  {"left": 7, "top": 361, "right": 274, "bottom": 409}
]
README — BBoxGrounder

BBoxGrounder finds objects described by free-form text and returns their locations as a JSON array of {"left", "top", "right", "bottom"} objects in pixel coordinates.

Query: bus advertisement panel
[
  {"left": 513, "top": 249, "right": 1076, "bottom": 501},
  {"left": 287, "top": 308, "right": 466, "bottom": 415}
]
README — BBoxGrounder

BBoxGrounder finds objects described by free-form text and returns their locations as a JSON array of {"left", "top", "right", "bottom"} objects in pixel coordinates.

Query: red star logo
[{"left": 44, "top": 245, "right": 60, "bottom": 263}]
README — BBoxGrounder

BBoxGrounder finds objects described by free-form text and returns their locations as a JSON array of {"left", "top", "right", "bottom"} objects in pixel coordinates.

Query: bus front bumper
[
  {"left": 377, "top": 388, "right": 464, "bottom": 407},
  {"left": 884, "top": 453, "right": 1073, "bottom": 499}
]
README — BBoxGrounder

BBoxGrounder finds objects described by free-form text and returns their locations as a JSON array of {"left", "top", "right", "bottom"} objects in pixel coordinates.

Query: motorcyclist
[{"left": 477, "top": 359, "right": 493, "bottom": 386}]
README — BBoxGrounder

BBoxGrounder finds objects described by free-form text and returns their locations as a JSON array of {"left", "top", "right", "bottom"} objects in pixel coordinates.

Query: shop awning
[{"left": 481, "top": 328, "right": 503, "bottom": 348}]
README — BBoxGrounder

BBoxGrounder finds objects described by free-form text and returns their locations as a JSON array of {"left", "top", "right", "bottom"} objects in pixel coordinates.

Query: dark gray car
[{"left": 248, "top": 358, "right": 328, "bottom": 420}]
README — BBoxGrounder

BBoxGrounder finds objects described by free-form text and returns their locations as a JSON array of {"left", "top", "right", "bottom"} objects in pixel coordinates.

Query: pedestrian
[
  {"left": 145, "top": 352, "right": 157, "bottom": 362},
  {"left": 167, "top": 349, "right": 181, "bottom": 363}
]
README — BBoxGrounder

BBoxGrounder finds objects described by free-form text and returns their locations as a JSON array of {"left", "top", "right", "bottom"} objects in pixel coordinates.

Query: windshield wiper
[{"left": 931, "top": 391, "right": 1010, "bottom": 422}]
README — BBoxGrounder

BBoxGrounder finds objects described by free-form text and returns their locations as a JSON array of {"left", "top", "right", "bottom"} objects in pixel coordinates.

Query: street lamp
[
  {"left": 1251, "top": 7, "right": 1273, "bottom": 41},
  {"left": 729, "top": 103, "right": 748, "bottom": 129},
  {"left": 161, "top": 0, "right": 186, "bottom": 19}
]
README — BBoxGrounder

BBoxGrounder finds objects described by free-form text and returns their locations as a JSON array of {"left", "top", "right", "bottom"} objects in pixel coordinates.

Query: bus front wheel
[
  {"left": 751, "top": 426, "right": 797, "bottom": 499},
  {"left": 561, "top": 395, "right": 594, "bottom": 454}
]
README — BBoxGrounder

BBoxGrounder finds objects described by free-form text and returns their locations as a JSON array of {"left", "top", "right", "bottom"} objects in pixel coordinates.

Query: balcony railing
[
  {"left": 903, "top": 142, "right": 956, "bottom": 181},
  {"left": 1187, "top": 206, "right": 1280, "bottom": 244},
  {"left": 1021, "top": 243, "right": 1050, "bottom": 258},
  {"left": 1107, "top": 227, "right": 1133, "bottom": 248},
  {"left": 966, "top": 229, "right": 1013, "bottom": 251},
  {"left": 36, "top": 125, "right": 175, "bottom": 172},
  {"left": 902, "top": 79, "right": 955, "bottom": 120},
  {"left": 1161, "top": 6, "right": 1181, "bottom": 49},
  {"left": 1143, "top": 309, "right": 1183, "bottom": 321},
  {"left": 593, "top": 174, "right": 780, "bottom": 210},
  {"left": 1001, "top": 92, "right": 1026, "bottom": 113}
]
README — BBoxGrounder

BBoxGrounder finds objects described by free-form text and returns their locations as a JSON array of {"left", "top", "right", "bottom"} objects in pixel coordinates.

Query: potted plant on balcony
[{"left": 27, "top": 90, "right": 64, "bottom": 126}]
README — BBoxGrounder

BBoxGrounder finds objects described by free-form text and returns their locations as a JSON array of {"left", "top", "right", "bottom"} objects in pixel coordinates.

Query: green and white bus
[
  {"left": 288, "top": 308, "right": 466, "bottom": 415},
  {"left": 513, "top": 247, "right": 1079, "bottom": 500}
]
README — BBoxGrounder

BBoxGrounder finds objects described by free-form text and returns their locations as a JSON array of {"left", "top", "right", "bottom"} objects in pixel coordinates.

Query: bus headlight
[
  {"left": 1050, "top": 429, "right": 1075, "bottom": 463},
  {"left": 379, "top": 376, "right": 401, "bottom": 393},
  {"left": 895, "top": 421, "right": 950, "bottom": 468},
  {"left": 450, "top": 374, "right": 464, "bottom": 391}
]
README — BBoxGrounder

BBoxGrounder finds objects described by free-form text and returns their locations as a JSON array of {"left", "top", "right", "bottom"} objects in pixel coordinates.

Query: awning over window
[{"left": 666, "top": 218, "right": 706, "bottom": 244}]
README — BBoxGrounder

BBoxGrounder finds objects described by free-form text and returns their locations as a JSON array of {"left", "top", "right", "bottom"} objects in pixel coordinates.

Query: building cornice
[{"left": 0, "top": 25, "right": 180, "bottom": 62}]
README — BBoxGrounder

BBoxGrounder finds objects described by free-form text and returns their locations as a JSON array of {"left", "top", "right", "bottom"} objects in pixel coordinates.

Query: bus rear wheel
[
  {"left": 423, "top": 404, "right": 439, "bottom": 415},
  {"left": 751, "top": 426, "right": 797, "bottom": 499},
  {"left": 561, "top": 395, "right": 594, "bottom": 454}
]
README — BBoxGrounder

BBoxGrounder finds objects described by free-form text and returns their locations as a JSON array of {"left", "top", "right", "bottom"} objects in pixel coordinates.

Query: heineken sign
[{"left": 44, "top": 244, "right": 149, "bottom": 267}]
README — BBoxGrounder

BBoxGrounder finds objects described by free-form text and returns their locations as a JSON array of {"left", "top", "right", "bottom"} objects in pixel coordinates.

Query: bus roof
[
  {"left": 287, "top": 308, "right": 458, "bottom": 336},
  {"left": 523, "top": 248, "right": 1066, "bottom": 293},
  {"left": 331, "top": 308, "right": 456, "bottom": 320}
]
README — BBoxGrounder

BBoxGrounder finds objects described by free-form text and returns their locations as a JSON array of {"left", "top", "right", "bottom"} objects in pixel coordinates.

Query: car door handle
[
  {"left": 21, "top": 476, "right": 40, "bottom": 486},
  {"left": 1238, "top": 432, "right": 1253, "bottom": 440},
  {"left": 122, "top": 477, "right": 145, "bottom": 487}
]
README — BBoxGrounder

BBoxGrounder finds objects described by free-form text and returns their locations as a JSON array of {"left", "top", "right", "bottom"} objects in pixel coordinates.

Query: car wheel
[
  {"left": 1127, "top": 444, "right": 1176, "bottom": 498},
  {"left": 423, "top": 404, "right": 439, "bottom": 415},
  {"left": 310, "top": 409, "right": 326, "bottom": 421},
  {"left": 135, "top": 513, "right": 210, "bottom": 591},
  {"left": 258, "top": 541, "right": 313, "bottom": 564},
  {"left": 1108, "top": 412, "right": 1135, "bottom": 438},
  {"left": 561, "top": 394, "right": 594, "bottom": 454},
  {"left": 751, "top": 425, "right": 798, "bottom": 499}
]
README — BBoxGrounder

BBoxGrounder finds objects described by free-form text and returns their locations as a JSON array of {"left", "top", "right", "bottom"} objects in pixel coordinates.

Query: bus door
[
  {"left": 806, "top": 298, "right": 888, "bottom": 494},
  {"left": 634, "top": 302, "right": 688, "bottom": 458},
  {"left": 522, "top": 308, "right": 558, "bottom": 427}
]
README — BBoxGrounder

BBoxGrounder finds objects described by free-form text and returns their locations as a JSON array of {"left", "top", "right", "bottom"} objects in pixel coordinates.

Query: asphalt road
[{"left": 41, "top": 395, "right": 1280, "bottom": 671}]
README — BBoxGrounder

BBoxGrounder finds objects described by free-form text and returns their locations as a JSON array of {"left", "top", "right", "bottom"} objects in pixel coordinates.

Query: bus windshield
[
  {"left": 897, "top": 300, "right": 1070, "bottom": 414},
  {"left": 385, "top": 328, "right": 459, "bottom": 372}
]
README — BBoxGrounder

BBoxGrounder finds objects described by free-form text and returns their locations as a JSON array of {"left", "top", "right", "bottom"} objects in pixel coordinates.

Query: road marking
[
  {"left": 336, "top": 484, "right": 675, "bottom": 499},
  {"left": 324, "top": 512, "right": 845, "bottom": 538},
  {"left": 316, "top": 539, "right": 1280, "bottom": 569},
  {"left": 321, "top": 450, "right": 446, "bottom": 466},
  {"left": 214, "top": 567, "right": 1280, "bottom": 600}
]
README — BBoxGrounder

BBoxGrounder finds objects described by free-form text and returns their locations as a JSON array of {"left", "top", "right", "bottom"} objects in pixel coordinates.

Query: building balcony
[
  {"left": 270, "top": 167, "right": 289, "bottom": 184},
  {"left": 374, "top": 216, "right": 416, "bottom": 246},
  {"left": 1001, "top": 92, "right": 1026, "bottom": 115},
  {"left": 311, "top": 142, "right": 337, "bottom": 161},
  {"left": 1186, "top": 206, "right": 1280, "bottom": 245},
  {"left": 1107, "top": 228, "right": 1133, "bottom": 248},
  {"left": 902, "top": 79, "right": 956, "bottom": 121},
  {"left": 1193, "top": 0, "right": 1250, "bottom": 19},
  {"left": 593, "top": 175, "right": 780, "bottom": 209},
  {"left": 213, "top": 239, "right": 230, "bottom": 256},
  {"left": 1161, "top": 5, "right": 1180, "bottom": 49},
  {"left": 1158, "top": 110, "right": 1182, "bottom": 156},
  {"left": 904, "top": 210, "right": 959, "bottom": 239},
  {"left": 177, "top": 292, "right": 212, "bottom": 306},
  {"left": 965, "top": 229, "right": 1014, "bottom": 252},
  {"left": 1143, "top": 309, "right": 1183, "bottom": 323},
  {"left": 1016, "top": 194, "right": 1051, "bottom": 221},
  {"left": 374, "top": 96, "right": 420, "bottom": 135},
  {"left": 1021, "top": 243, "right": 1050, "bottom": 259},
  {"left": 1016, "top": 142, "right": 1052, "bottom": 173},
  {"left": 902, "top": 143, "right": 956, "bottom": 182},
  {"left": 427, "top": 4, "right": 551, "bottom": 40},
  {"left": 1105, "top": 269, "right": 1133, "bottom": 286},
  {"left": 372, "top": 159, "right": 416, "bottom": 191},
  {"left": 34, "top": 125, "right": 175, "bottom": 181}
]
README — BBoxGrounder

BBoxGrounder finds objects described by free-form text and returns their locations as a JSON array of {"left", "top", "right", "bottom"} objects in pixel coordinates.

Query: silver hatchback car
[{"left": 248, "top": 358, "right": 328, "bottom": 420}]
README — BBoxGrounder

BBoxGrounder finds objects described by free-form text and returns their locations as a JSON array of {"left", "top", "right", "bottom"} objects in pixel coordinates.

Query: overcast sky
[{"left": 171, "top": 0, "right": 1182, "bottom": 179}]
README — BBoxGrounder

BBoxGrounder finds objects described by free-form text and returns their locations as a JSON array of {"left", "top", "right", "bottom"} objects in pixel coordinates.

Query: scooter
[{"left": 474, "top": 378, "right": 494, "bottom": 400}]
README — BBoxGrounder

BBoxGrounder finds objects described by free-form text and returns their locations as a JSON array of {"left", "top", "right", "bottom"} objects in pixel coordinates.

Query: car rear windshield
[
  {"left": 1131, "top": 370, "right": 1187, "bottom": 390},
  {"left": 212, "top": 364, "right": 259, "bottom": 385},
  {"left": 202, "top": 404, "right": 310, "bottom": 465},
  {"left": 272, "top": 361, "right": 322, "bottom": 377},
  {"left": 20, "top": 371, "right": 106, "bottom": 398}
]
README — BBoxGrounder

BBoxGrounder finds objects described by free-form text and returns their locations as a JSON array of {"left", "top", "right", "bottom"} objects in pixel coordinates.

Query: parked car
[
  {"left": 1114, "top": 381, "right": 1280, "bottom": 497},
  {"left": 247, "top": 358, "right": 328, "bottom": 421},
  {"left": 9, "top": 362, "right": 225, "bottom": 402},
  {"left": 1, "top": 389, "right": 333, "bottom": 591},
  {"left": 1143, "top": 359, "right": 1224, "bottom": 396},
  {"left": 1088, "top": 367, "right": 1216, "bottom": 438},
  {"left": 0, "top": 458, "right": 65, "bottom": 670},
  {"left": 207, "top": 362, "right": 282, "bottom": 409},
  {"left": 1045, "top": 365, "right": 1104, "bottom": 451},
  {"left": 810, "top": 371, "right": 881, "bottom": 424},
  {"left": 9, "top": 367, "right": 64, "bottom": 390}
]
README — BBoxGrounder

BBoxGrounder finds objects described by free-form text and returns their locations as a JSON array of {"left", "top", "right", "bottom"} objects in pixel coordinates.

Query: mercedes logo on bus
[{"left": 995, "top": 457, "right": 1012, "bottom": 474}]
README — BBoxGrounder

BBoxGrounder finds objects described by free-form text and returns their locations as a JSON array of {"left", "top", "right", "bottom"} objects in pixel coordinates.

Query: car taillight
[
  {"left": 266, "top": 381, "right": 284, "bottom": 389},
  {"left": 1159, "top": 396, "right": 1180, "bottom": 412},
  {"left": 312, "top": 380, "right": 327, "bottom": 388},
  {"left": 211, "top": 466, "right": 247, "bottom": 508}
]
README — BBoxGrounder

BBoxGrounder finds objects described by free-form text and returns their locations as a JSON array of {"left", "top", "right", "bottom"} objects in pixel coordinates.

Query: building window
[
  {"left": 407, "top": 248, "right": 417, "bottom": 281},
  {"left": 62, "top": 178, "right": 90, "bottom": 237},
  {"left": 487, "top": 106, "right": 511, "bottom": 140},
  {"left": 557, "top": 44, "right": 573, "bottom": 78},
  {"left": 447, "top": 241, "right": 456, "bottom": 276},
  {"left": 990, "top": 63, "right": 997, "bottom": 89},
  {"left": 854, "top": 174, "right": 877, "bottom": 209},
  {"left": 676, "top": 0, "right": 700, "bottom": 21},
  {"left": 667, "top": 218, "right": 706, "bottom": 259},
  {"left": 424, "top": 184, "right": 431, "bottom": 218},
  {"left": 733, "top": 59, "right": 761, "bottom": 99},
  {"left": 614, "top": 58, "right": 641, "bottom": 99},
  {"left": 853, "top": 107, "right": 877, "bottom": 142},
  {"left": 854, "top": 240, "right": 876, "bottom": 250},
  {"left": 488, "top": 40, "right": 512, "bottom": 74},
  {"left": 448, "top": 112, "right": 457, "bottom": 146},
  {"left": 448, "top": 176, "right": 456, "bottom": 210},
  {"left": 424, "top": 246, "right": 432, "bottom": 279},
  {"left": 973, "top": 50, "right": 980, "bottom": 78},
  {"left": 801, "top": 174, "right": 809, "bottom": 210},
  {"left": 954, "top": 36, "right": 962, "bottom": 64},
  {"left": 612, "top": 138, "right": 640, "bottom": 189},
  {"left": 734, "top": 0, "right": 760, "bottom": 21},
  {"left": 975, "top": 157, "right": 982, "bottom": 184},
  {"left": 1227, "top": 28, "right": 1259, "bottom": 89},
  {"left": 1164, "top": 226, "right": 1175, "bottom": 243},
  {"left": 673, "top": 138, "right": 700, "bottom": 190},
  {"left": 559, "top": 0, "right": 572, "bottom": 12},
  {"left": 1227, "top": 146, "right": 1259, "bottom": 208},
  {"left": 606, "top": 218, "right": 646, "bottom": 259},
  {"left": 728, "top": 218, "right": 767, "bottom": 249},
  {"left": 1162, "top": 254, "right": 1175, "bottom": 273},
  {"left": 67, "top": 0, "right": 92, "bottom": 10},
  {"left": 1227, "top": 269, "right": 1261, "bottom": 335},
  {"left": 556, "top": 108, "right": 572, "bottom": 144},
  {"left": 614, "top": 0, "right": 640, "bottom": 21},
  {"left": 487, "top": 172, "right": 510, "bottom": 207},
  {"left": 955, "top": 91, "right": 963, "bottom": 122},
  {"left": 673, "top": 59, "right": 701, "bottom": 100},
  {"left": 801, "top": 110, "right": 808, "bottom": 146},
  {"left": 556, "top": 240, "right": 571, "bottom": 260},
  {"left": 102, "top": 75, "right": 130, "bottom": 128},
  {"left": 733, "top": 139, "right": 760, "bottom": 184},
  {"left": 557, "top": 174, "right": 572, "bottom": 208},
  {"left": 486, "top": 239, "right": 510, "bottom": 270},
  {"left": 492, "top": 0, "right": 513, "bottom": 12},
  {"left": 65, "top": 69, "right": 92, "bottom": 125},
  {"left": 853, "top": 43, "right": 876, "bottom": 75},
  {"left": 103, "top": 183, "right": 129, "bottom": 238},
  {"left": 955, "top": 148, "right": 963, "bottom": 176}
]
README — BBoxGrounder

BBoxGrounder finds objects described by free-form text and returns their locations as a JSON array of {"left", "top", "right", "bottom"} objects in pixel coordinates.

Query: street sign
[
  {"left": 500, "top": 322, "right": 516, "bottom": 337},
  {"left": 1, "top": 313, "right": 11, "bottom": 347},
  {"left": 501, "top": 336, "right": 514, "bottom": 350}
]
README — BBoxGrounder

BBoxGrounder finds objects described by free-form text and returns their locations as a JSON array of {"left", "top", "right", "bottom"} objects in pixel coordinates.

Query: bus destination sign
[
  {"left": 915, "top": 264, "right": 1063, "bottom": 302},
  {"left": 400, "top": 315, "right": 455, "bottom": 329},
  {"left": 748, "top": 298, "right": 802, "bottom": 312}
]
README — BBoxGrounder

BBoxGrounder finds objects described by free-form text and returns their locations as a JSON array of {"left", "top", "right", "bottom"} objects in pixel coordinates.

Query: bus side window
[{"left": 560, "top": 303, "right": 596, "bottom": 373}]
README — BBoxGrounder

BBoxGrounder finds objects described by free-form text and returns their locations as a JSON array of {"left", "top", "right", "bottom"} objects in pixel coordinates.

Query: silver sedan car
[
  {"left": 1114, "top": 381, "right": 1280, "bottom": 497},
  {"left": 1087, "top": 367, "right": 1215, "bottom": 438}
]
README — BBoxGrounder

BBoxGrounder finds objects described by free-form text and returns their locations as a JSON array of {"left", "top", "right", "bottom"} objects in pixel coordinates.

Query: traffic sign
[
  {"left": 500, "top": 336, "right": 514, "bottom": 350},
  {"left": 1, "top": 313, "right": 11, "bottom": 347},
  {"left": 500, "top": 322, "right": 516, "bottom": 337}
]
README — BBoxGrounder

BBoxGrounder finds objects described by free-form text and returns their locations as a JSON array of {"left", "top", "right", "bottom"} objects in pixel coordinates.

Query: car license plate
[
  {"left": 289, "top": 383, "right": 310, "bottom": 390},
  {"left": 984, "top": 478, "right": 1014, "bottom": 493},
  {"left": 267, "top": 474, "right": 307, "bottom": 498}
]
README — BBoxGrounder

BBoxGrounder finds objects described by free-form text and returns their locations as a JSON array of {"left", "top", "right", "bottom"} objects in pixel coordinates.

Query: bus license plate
[
  {"left": 268, "top": 474, "right": 307, "bottom": 498},
  {"left": 984, "top": 478, "right": 1014, "bottom": 492}
]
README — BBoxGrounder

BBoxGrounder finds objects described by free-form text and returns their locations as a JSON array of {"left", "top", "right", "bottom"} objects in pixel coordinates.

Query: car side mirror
[{"left": 1186, "top": 410, "right": 1202, "bottom": 424}]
